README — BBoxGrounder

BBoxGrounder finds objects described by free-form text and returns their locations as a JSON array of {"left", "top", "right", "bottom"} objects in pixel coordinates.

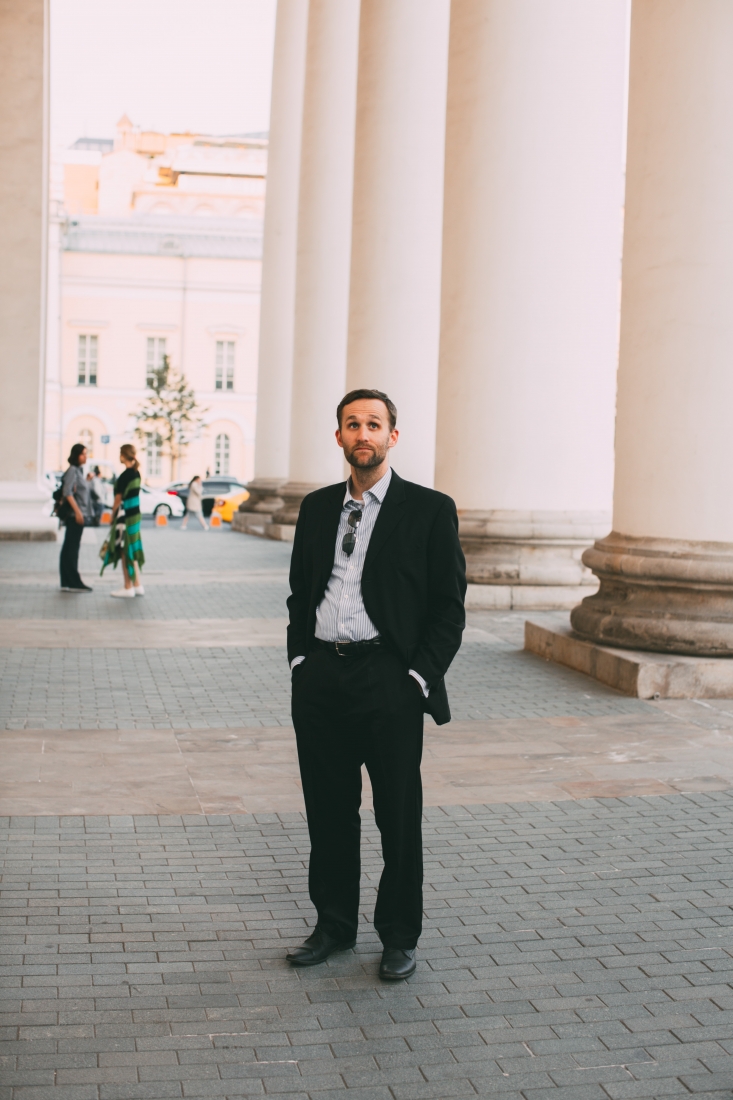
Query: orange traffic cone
[
  {"left": 210, "top": 513, "right": 222, "bottom": 528},
  {"left": 101, "top": 511, "right": 112, "bottom": 525},
  {"left": 155, "top": 512, "right": 168, "bottom": 526}
]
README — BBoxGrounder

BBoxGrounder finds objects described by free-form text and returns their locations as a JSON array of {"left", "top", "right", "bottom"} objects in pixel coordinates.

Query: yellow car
[{"left": 212, "top": 489, "right": 249, "bottom": 523}]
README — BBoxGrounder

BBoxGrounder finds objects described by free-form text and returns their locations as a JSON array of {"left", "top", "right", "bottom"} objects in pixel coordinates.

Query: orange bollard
[
  {"left": 155, "top": 512, "right": 168, "bottom": 526},
  {"left": 210, "top": 513, "right": 222, "bottom": 528},
  {"left": 101, "top": 511, "right": 112, "bottom": 525}
]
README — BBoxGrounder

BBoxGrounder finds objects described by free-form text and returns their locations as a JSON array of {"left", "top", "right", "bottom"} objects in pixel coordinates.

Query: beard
[{"left": 342, "top": 438, "right": 390, "bottom": 469}]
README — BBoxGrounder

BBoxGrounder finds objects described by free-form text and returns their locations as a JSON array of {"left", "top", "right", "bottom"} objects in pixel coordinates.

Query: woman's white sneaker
[
  {"left": 110, "top": 588, "right": 135, "bottom": 598},
  {"left": 134, "top": 585, "right": 145, "bottom": 596}
]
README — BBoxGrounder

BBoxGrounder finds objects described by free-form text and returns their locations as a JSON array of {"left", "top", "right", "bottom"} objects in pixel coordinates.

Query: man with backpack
[{"left": 56, "top": 443, "right": 93, "bottom": 592}]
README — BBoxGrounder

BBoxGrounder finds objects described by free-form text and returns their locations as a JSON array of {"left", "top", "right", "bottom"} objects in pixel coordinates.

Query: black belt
[{"left": 314, "top": 637, "right": 383, "bottom": 658}]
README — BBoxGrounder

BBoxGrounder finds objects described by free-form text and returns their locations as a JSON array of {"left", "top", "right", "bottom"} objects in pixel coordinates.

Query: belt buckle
[{"left": 335, "top": 641, "right": 347, "bottom": 657}]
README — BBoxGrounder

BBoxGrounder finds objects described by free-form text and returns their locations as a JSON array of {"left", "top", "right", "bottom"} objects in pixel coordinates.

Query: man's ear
[{"left": 335, "top": 429, "right": 344, "bottom": 450}]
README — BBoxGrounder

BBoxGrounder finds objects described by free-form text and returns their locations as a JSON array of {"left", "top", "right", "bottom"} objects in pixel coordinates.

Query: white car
[{"left": 138, "top": 485, "right": 185, "bottom": 518}]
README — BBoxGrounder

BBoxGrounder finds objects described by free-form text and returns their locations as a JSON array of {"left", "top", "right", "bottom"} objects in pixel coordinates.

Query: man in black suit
[{"left": 286, "top": 388, "right": 466, "bottom": 980}]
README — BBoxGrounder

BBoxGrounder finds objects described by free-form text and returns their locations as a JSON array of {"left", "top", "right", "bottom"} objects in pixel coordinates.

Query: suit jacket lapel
[
  {"left": 363, "top": 470, "right": 406, "bottom": 577},
  {"left": 317, "top": 482, "right": 346, "bottom": 591}
]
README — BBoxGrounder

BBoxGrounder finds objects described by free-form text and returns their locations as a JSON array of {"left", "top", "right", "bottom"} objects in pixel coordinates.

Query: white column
[
  {"left": 345, "top": 0, "right": 451, "bottom": 487},
  {"left": 572, "top": 0, "right": 733, "bottom": 654},
  {"left": 434, "top": 0, "right": 627, "bottom": 607},
  {"left": 243, "top": 0, "right": 309, "bottom": 521},
  {"left": 273, "top": 0, "right": 361, "bottom": 527},
  {"left": 0, "top": 0, "right": 55, "bottom": 538}
]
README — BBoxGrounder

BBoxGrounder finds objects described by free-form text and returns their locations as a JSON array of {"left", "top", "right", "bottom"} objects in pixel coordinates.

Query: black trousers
[
  {"left": 291, "top": 645, "right": 424, "bottom": 949},
  {"left": 59, "top": 520, "right": 84, "bottom": 588}
]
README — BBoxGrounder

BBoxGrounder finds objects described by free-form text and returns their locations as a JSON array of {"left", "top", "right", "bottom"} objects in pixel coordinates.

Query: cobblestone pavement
[
  {"left": 2, "top": 524, "right": 733, "bottom": 1098},
  {"left": 0, "top": 528, "right": 650, "bottom": 729},
  {"left": 3, "top": 795, "right": 733, "bottom": 1100},
  {"left": 0, "top": 641, "right": 652, "bottom": 730}
]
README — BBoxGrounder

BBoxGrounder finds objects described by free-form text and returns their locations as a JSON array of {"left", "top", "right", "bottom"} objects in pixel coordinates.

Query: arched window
[
  {"left": 79, "top": 428, "right": 94, "bottom": 459},
  {"left": 214, "top": 433, "right": 230, "bottom": 475}
]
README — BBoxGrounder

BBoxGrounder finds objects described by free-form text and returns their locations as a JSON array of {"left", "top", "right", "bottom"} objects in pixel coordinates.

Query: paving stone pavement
[
  {"left": 3, "top": 525, "right": 733, "bottom": 1098},
  {"left": 2, "top": 795, "right": 733, "bottom": 1100},
  {"left": 0, "top": 641, "right": 653, "bottom": 730}
]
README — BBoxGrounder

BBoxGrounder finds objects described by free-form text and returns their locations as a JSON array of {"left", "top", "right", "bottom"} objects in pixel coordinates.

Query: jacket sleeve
[
  {"left": 286, "top": 497, "right": 310, "bottom": 664},
  {"left": 409, "top": 497, "right": 466, "bottom": 688}
]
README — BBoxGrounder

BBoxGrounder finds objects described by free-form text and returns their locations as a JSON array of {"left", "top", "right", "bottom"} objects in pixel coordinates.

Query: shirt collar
[{"left": 344, "top": 466, "right": 392, "bottom": 506}]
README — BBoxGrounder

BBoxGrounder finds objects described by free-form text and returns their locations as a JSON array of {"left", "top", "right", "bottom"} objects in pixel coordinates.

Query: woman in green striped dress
[{"left": 102, "top": 443, "right": 146, "bottom": 598}]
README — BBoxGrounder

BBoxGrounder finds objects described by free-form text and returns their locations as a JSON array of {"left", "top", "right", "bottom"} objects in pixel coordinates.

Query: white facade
[{"left": 45, "top": 120, "right": 265, "bottom": 487}]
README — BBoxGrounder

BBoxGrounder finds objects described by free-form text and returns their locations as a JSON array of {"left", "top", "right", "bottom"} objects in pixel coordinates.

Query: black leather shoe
[
  {"left": 379, "top": 947, "right": 416, "bottom": 981},
  {"left": 69, "top": 583, "right": 93, "bottom": 592},
  {"left": 286, "top": 929, "right": 356, "bottom": 967}
]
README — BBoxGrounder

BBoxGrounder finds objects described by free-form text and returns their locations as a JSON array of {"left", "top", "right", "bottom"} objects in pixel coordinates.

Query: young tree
[{"left": 133, "top": 355, "right": 207, "bottom": 481}]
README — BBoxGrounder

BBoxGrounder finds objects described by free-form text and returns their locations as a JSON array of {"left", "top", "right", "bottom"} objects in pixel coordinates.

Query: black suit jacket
[{"left": 287, "top": 470, "right": 466, "bottom": 725}]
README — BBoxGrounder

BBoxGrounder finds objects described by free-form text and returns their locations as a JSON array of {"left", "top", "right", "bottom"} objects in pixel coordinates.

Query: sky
[{"left": 50, "top": 0, "right": 278, "bottom": 149}]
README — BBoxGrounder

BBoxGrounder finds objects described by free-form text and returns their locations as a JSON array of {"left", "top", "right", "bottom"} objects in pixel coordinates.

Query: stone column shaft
[
  {"left": 243, "top": 0, "right": 309, "bottom": 523},
  {"left": 572, "top": 0, "right": 733, "bottom": 654},
  {"left": 0, "top": 0, "right": 55, "bottom": 538},
  {"left": 273, "top": 0, "right": 360, "bottom": 528},
  {"left": 345, "top": 0, "right": 451, "bottom": 487},
  {"left": 435, "top": 0, "right": 627, "bottom": 606}
]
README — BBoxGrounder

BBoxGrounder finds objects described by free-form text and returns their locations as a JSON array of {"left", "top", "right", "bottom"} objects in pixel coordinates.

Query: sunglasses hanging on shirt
[{"left": 342, "top": 508, "right": 363, "bottom": 556}]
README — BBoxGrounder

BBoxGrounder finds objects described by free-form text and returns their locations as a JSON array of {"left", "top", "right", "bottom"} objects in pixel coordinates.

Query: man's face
[{"left": 336, "top": 400, "right": 398, "bottom": 469}]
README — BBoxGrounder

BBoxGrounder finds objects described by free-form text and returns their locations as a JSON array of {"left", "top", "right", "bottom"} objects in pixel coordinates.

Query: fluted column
[
  {"left": 345, "top": 0, "right": 451, "bottom": 487},
  {"left": 243, "top": 0, "right": 309, "bottom": 522},
  {"left": 435, "top": 0, "right": 626, "bottom": 607},
  {"left": 0, "top": 0, "right": 55, "bottom": 538},
  {"left": 272, "top": 0, "right": 360, "bottom": 528},
  {"left": 572, "top": 0, "right": 733, "bottom": 655}
]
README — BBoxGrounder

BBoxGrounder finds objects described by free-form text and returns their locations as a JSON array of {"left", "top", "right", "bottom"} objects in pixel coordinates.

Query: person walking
[
  {"left": 59, "top": 442, "right": 93, "bottom": 592},
  {"left": 87, "top": 466, "right": 105, "bottom": 526},
  {"left": 286, "top": 389, "right": 466, "bottom": 981},
  {"left": 101, "top": 444, "right": 145, "bottom": 598},
  {"left": 181, "top": 475, "right": 208, "bottom": 530}
]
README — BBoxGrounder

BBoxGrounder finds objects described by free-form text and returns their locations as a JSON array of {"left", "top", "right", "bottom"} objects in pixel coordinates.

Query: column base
[
  {"left": 0, "top": 482, "right": 57, "bottom": 541},
  {"left": 526, "top": 614, "right": 733, "bottom": 698},
  {"left": 571, "top": 532, "right": 733, "bottom": 656},
  {"left": 466, "top": 583, "right": 597, "bottom": 610},
  {"left": 239, "top": 478, "right": 287, "bottom": 515},
  {"left": 271, "top": 481, "right": 325, "bottom": 527},
  {"left": 459, "top": 509, "right": 609, "bottom": 588}
]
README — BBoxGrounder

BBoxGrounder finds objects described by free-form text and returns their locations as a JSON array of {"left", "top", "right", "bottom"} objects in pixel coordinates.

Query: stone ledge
[
  {"left": 0, "top": 528, "right": 57, "bottom": 541},
  {"left": 232, "top": 512, "right": 296, "bottom": 541},
  {"left": 525, "top": 615, "right": 733, "bottom": 699},
  {"left": 467, "top": 583, "right": 597, "bottom": 611}
]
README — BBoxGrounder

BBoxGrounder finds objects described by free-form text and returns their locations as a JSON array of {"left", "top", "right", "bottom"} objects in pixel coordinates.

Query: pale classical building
[
  {"left": 3, "top": 0, "right": 733, "bottom": 677},
  {"left": 44, "top": 118, "right": 265, "bottom": 486}
]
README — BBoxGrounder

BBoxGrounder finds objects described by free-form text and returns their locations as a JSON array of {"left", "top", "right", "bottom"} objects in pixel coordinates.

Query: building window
[
  {"left": 77, "top": 334, "right": 98, "bottom": 385},
  {"left": 78, "top": 428, "right": 94, "bottom": 459},
  {"left": 215, "top": 341, "right": 234, "bottom": 391},
  {"left": 145, "top": 432, "right": 163, "bottom": 477},
  {"left": 214, "top": 433, "right": 230, "bottom": 475},
  {"left": 146, "top": 337, "right": 167, "bottom": 387}
]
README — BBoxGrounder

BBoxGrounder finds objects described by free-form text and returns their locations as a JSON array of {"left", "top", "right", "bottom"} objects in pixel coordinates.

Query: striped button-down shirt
[
  {"left": 314, "top": 467, "right": 392, "bottom": 643},
  {"left": 291, "top": 467, "right": 428, "bottom": 696}
]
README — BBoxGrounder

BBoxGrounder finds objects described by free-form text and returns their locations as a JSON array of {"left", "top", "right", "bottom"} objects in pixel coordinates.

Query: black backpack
[{"left": 52, "top": 476, "right": 74, "bottom": 521}]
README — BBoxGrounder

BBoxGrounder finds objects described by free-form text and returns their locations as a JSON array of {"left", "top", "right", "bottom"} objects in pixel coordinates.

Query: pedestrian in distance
[
  {"left": 100, "top": 444, "right": 145, "bottom": 598},
  {"left": 286, "top": 388, "right": 466, "bottom": 981},
  {"left": 58, "top": 442, "right": 94, "bottom": 592},
  {"left": 87, "top": 465, "right": 106, "bottom": 527},
  {"left": 181, "top": 475, "right": 208, "bottom": 530}
]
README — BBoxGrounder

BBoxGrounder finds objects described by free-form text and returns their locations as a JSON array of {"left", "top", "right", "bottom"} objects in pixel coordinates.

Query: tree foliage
[{"left": 133, "top": 355, "right": 207, "bottom": 480}]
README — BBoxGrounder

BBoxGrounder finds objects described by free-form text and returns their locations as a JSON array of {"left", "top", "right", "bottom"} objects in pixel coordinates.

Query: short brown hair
[
  {"left": 337, "top": 388, "right": 397, "bottom": 430},
  {"left": 120, "top": 443, "right": 140, "bottom": 471}
]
